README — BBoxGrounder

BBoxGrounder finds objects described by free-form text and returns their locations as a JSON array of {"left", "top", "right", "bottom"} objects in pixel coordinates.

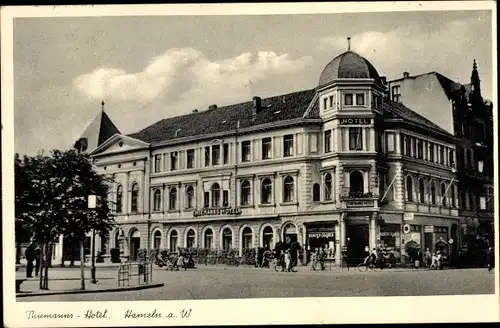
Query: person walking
[
  {"left": 486, "top": 246, "right": 494, "bottom": 273},
  {"left": 284, "top": 250, "right": 291, "bottom": 272},
  {"left": 34, "top": 244, "right": 42, "bottom": 277},
  {"left": 424, "top": 248, "right": 432, "bottom": 268},
  {"left": 436, "top": 251, "right": 443, "bottom": 270},
  {"left": 310, "top": 249, "right": 318, "bottom": 271},
  {"left": 24, "top": 241, "right": 36, "bottom": 278}
]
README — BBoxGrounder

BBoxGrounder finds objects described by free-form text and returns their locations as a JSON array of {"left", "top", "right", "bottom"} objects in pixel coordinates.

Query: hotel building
[{"left": 58, "top": 44, "right": 477, "bottom": 265}]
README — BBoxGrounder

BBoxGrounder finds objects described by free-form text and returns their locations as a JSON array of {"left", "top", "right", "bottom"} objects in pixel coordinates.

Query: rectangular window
[
  {"left": 349, "top": 127, "right": 363, "bottom": 150},
  {"left": 439, "top": 146, "right": 445, "bottom": 165},
  {"left": 411, "top": 138, "right": 417, "bottom": 158},
  {"left": 204, "top": 146, "right": 210, "bottom": 166},
  {"left": 344, "top": 93, "right": 353, "bottom": 106},
  {"left": 170, "top": 152, "right": 178, "bottom": 171},
  {"left": 154, "top": 154, "right": 162, "bottom": 173},
  {"left": 241, "top": 141, "right": 251, "bottom": 162},
  {"left": 186, "top": 149, "right": 195, "bottom": 169},
  {"left": 262, "top": 137, "right": 272, "bottom": 160},
  {"left": 283, "top": 134, "right": 294, "bottom": 157},
  {"left": 223, "top": 143, "right": 229, "bottom": 164},
  {"left": 212, "top": 145, "right": 220, "bottom": 165},
  {"left": 391, "top": 85, "right": 401, "bottom": 103},
  {"left": 449, "top": 150, "right": 455, "bottom": 168},
  {"left": 386, "top": 133, "right": 395, "bottom": 152},
  {"left": 324, "top": 130, "right": 331, "bottom": 153},
  {"left": 417, "top": 139, "right": 423, "bottom": 159},
  {"left": 429, "top": 144, "right": 435, "bottom": 162},
  {"left": 480, "top": 196, "right": 486, "bottom": 210},
  {"left": 356, "top": 93, "right": 365, "bottom": 106},
  {"left": 329, "top": 95, "right": 334, "bottom": 108},
  {"left": 323, "top": 97, "right": 328, "bottom": 110},
  {"left": 405, "top": 136, "right": 411, "bottom": 156},
  {"left": 203, "top": 192, "right": 210, "bottom": 208},
  {"left": 223, "top": 190, "right": 229, "bottom": 207}
]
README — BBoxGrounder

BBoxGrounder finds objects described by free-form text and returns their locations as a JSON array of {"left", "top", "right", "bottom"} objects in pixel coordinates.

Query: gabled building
[
  {"left": 388, "top": 62, "right": 494, "bottom": 248},
  {"left": 63, "top": 40, "right": 464, "bottom": 266}
]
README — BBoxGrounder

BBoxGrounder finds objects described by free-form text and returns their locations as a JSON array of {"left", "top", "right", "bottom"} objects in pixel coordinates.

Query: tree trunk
[
  {"left": 15, "top": 240, "right": 21, "bottom": 264},
  {"left": 80, "top": 240, "right": 85, "bottom": 290}
]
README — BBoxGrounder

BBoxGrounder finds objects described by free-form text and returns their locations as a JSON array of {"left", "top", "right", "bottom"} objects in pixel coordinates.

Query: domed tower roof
[{"left": 318, "top": 50, "right": 380, "bottom": 86}]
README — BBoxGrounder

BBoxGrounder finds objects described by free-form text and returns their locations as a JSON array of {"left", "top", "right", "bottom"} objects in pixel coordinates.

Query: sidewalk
[{"left": 15, "top": 267, "right": 163, "bottom": 298}]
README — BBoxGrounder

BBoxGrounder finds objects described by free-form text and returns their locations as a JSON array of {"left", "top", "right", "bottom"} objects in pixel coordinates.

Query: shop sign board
[
  {"left": 339, "top": 118, "right": 371, "bottom": 125},
  {"left": 424, "top": 225, "right": 434, "bottom": 233},
  {"left": 404, "top": 212, "right": 414, "bottom": 221},
  {"left": 346, "top": 200, "right": 374, "bottom": 207}
]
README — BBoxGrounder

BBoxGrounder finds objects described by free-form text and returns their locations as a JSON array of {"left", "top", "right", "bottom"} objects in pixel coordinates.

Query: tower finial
[
  {"left": 473, "top": 59, "right": 477, "bottom": 70},
  {"left": 347, "top": 37, "right": 351, "bottom": 51},
  {"left": 101, "top": 100, "right": 105, "bottom": 112}
]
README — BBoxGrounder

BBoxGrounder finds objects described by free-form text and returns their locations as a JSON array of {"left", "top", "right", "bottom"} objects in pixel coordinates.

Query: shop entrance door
[{"left": 347, "top": 224, "right": 369, "bottom": 264}]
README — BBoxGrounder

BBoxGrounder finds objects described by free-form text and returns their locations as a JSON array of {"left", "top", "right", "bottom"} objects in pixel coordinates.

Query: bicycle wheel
[
  {"left": 358, "top": 263, "right": 368, "bottom": 272},
  {"left": 290, "top": 265, "right": 297, "bottom": 272},
  {"left": 372, "top": 264, "right": 382, "bottom": 272},
  {"left": 274, "top": 264, "right": 283, "bottom": 272}
]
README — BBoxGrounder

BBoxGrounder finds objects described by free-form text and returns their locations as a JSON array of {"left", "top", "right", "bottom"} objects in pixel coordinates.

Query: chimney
[
  {"left": 208, "top": 104, "right": 217, "bottom": 111},
  {"left": 192, "top": 109, "right": 199, "bottom": 113},
  {"left": 252, "top": 96, "right": 262, "bottom": 115},
  {"left": 380, "top": 76, "right": 387, "bottom": 85},
  {"left": 403, "top": 72, "right": 410, "bottom": 78}
]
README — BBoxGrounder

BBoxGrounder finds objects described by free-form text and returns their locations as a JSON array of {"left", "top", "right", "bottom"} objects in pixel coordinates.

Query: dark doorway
[
  {"left": 347, "top": 224, "right": 369, "bottom": 264},
  {"left": 130, "top": 237, "right": 140, "bottom": 261}
]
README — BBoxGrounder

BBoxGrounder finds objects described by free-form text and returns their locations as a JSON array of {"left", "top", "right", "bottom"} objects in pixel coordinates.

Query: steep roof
[
  {"left": 383, "top": 99, "right": 451, "bottom": 135},
  {"left": 74, "top": 111, "right": 121, "bottom": 153},
  {"left": 128, "top": 89, "right": 318, "bottom": 143},
  {"left": 434, "top": 72, "right": 463, "bottom": 100}
]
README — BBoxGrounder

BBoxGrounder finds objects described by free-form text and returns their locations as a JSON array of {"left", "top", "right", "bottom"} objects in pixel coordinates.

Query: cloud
[
  {"left": 73, "top": 48, "right": 312, "bottom": 106},
  {"left": 314, "top": 16, "right": 492, "bottom": 83}
]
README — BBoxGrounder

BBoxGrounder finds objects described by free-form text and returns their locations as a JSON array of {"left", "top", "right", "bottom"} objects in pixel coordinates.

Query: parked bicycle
[
  {"left": 358, "top": 258, "right": 384, "bottom": 272},
  {"left": 273, "top": 258, "right": 297, "bottom": 272}
]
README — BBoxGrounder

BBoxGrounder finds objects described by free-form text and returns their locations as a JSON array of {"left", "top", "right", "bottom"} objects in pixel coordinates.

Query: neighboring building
[
  {"left": 388, "top": 62, "right": 494, "bottom": 248},
  {"left": 76, "top": 41, "right": 462, "bottom": 265}
]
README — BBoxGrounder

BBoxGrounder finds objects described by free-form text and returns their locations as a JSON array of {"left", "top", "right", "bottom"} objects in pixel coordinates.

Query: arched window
[
  {"left": 116, "top": 185, "right": 123, "bottom": 213},
  {"left": 186, "top": 186, "right": 194, "bottom": 209},
  {"left": 349, "top": 170, "right": 364, "bottom": 196},
  {"left": 169, "top": 230, "right": 178, "bottom": 252},
  {"left": 211, "top": 183, "right": 221, "bottom": 207},
  {"left": 430, "top": 181, "right": 436, "bottom": 205},
  {"left": 312, "top": 183, "right": 320, "bottom": 202},
  {"left": 114, "top": 230, "right": 120, "bottom": 248},
  {"left": 242, "top": 227, "right": 252, "bottom": 250},
  {"left": 186, "top": 229, "right": 196, "bottom": 249},
  {"left": 451, "top": 184, "right": 456, "bottom": 207},
  {"left": 153, "top": 189, "right": 162, "bottom": 211},
  {"left": 324, "top": 173, "right": 333, "bottom": 200},
  {"left": 204, "top": 228, "right": 213, "bottom": 249},
  {"left": 262, "top": 226, "right": 274, "bottom": 249},
  {"left": 261, "top": 178, "right": 272, "bottom": 204},
  {"left": 131, "top": 183, "right": 139, "bottom": 213},
  {"left": 169, "top": 187, "right": 177, "bottom": 210},
  {"left": 441, "top": 183, "right": 447, "bottom": 206},
  {"left": 222, "top": 228, "right": 232, "bottom": 250},
  {"left": 153, "top": 230, "right": 162, "bottom": 249},
  {"left": 419, "top": 178, "right": 425, "bottom": 203},
  {"left": 241, "top": 180, "right": 251, "bottom": 206},
  {"left": 406, "top": 176, "right": 413, "bottom": 202},
  {"left": 283, "top": 176, "right": 294, "bottom": 203}
]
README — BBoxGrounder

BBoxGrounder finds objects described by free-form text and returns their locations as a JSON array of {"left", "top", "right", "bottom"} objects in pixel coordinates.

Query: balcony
[{"left": 340, "top": 192, "right": 378, "bottom": 209}]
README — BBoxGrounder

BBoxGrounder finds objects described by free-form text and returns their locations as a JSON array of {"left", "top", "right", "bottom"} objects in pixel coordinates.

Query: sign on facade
[
  {"left": 193, "top": 207, "right": 242, "bottom": 217},
  {"left": 424, "top": 225, "right": 434, "bottom": 233},
  {"left": 339, "top": 118, "right": 371, "bottom": 125}
]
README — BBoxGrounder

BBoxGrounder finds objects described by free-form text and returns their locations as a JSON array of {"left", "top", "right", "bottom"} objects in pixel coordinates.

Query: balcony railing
[{"left": 340, "top": 192, "right": 377, "bottom": 209}]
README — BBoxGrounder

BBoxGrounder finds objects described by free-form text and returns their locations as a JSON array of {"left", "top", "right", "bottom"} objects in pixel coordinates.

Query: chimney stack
[
  {"left": 252, "top": 96, "right": 262, "bottom": 114},
  {"left": 208, "top": 104, "right": 217, "bottom": 111},
  {"left": 192, "top": 109, "right": 199, "bottom": 113},
  {"left": 403, "top": 72, "right": 410, "bottom": 78}
]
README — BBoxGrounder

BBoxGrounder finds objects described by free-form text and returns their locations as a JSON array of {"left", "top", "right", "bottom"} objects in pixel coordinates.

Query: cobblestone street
[{"left": 18, "top": 266, "right": 495, "bottom": 302}]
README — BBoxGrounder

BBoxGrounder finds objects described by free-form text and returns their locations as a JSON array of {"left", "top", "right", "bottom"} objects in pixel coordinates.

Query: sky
[{"left": 13, "top": 9, "right": 493, "bottom": 155}]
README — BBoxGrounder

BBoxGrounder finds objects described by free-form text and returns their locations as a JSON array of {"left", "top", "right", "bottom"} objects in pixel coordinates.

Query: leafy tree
[{"left": 14, "top": 149, "right": 115, "bottom": 289}]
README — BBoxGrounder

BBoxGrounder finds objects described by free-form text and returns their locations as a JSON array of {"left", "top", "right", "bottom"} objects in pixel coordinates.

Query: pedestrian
[
  {"left": 486, "top": 246, "right": 494, "bottom": 273},
  {"left": 176, "top": 252, "right": 186, "bottom": 271},
  {"left": 310, "top": 248, "right": 318, "bottom": 271},
  {"left": 436, "top": 251, "right": 443, "bottom": 270},
  {"left": 430, "top": 252, "right": 437, "bottom": 270},
  {"left": 34, "top": 244, "right": 42, "bottom": 277},
  {"left": 284, "top": 250, "right": 291, "bottom": 272},
  {"left": 24, "top": 240, "right": 35, "bottom": 278},
  {"left": 424, "top": 248, "right": 432, "bottom": 268}
]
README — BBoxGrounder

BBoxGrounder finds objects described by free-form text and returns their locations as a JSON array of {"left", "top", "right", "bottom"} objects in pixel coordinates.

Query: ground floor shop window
[
  {"left": 242, "top": 227, "right": 252, "bottom": 249},
  {"left": 262, "top": 226, "right": 274, "bottom": 248},
  {"left": 222, "top": 228, "right": 232, "bottom": 250},
  {"left": 308, "top": 230, "right": 336, "bottom": 260},
  {"left": 170, "top": 230, "right": 178, "bottom": 252}
]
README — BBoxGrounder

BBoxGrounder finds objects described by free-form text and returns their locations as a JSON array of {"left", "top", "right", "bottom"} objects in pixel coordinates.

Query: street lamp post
[{"left": 88, "top": 195, "right": 98, "bottom": 284}]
